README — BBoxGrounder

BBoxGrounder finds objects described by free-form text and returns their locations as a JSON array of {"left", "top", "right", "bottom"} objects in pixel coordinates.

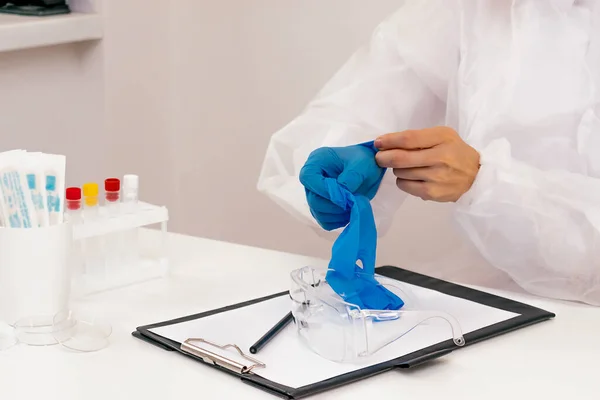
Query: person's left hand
[{"left": 374, "top": 126, "right": 480, "bottom": 202}]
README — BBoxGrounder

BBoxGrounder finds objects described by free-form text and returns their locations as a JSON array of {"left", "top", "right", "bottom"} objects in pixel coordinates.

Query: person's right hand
[{"left": 299, "top": 142, "right": 385, "bottom": 230}]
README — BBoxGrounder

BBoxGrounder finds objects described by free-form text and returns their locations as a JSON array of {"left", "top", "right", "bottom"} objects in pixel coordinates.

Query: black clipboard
[{"left": 132, "top": 265, "right": 555, "bottom": 399}]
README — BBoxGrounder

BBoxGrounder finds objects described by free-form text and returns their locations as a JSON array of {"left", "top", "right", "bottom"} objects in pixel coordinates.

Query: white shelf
[{"left": 0, "top": 12, "right": 103, "bottom": 53}]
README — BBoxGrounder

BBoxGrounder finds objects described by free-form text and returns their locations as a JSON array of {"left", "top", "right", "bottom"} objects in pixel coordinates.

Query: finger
[
  {"left": 307, "top": 191, "right": 347, "bottom": 214},
  {"left": 376, "top": 148, "right": 442, "bottom": 169},
  {"left": 393, "top": 165, "right": 447, "bottom": 182},
  {"left": 319, "top": 220, "right": 348, "bottom": 231},
  {"left": 299, "top": 148, "right": 343, "bottom": 198},
  {"left": 392, "top": 167, "right": 429, "bottom": 181},
  {"left": 299, "top": 164, "right": 333, "bottom": 200},
  {"left": 337, "top": 169, "right": 364, "bottom": 193},
  {"left": 313, "top": 211, "right": 351, "bottom": 231},
  {"left": 395, "top": 179, "right": 430, "bottom": 200},
  {"left": 375, "top": 127, "right": 448, "bottom": 150}
]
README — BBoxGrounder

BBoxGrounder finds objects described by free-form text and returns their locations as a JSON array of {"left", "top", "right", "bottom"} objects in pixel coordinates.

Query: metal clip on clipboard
[{"left": 180, "top": 338, "right": 266, "bottom": 374}]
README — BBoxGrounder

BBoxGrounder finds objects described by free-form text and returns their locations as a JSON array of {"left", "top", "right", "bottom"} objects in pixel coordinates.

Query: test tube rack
[{"left": 69, "top": 201, "right": 169, "bottom": 298}]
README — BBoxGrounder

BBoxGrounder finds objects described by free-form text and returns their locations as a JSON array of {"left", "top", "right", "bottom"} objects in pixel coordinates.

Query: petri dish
[
  {"left": 14, "top": 315, "right": 59, "bottom": 346},
  {"left": 52, "top": 310, "right": 112, "bottom": 352},
  {"left": 0, "top": 321, "right": 17, "bottom": 351}
]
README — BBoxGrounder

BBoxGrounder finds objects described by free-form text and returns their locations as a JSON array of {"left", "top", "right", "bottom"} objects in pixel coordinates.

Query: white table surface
[{"left": 1, "top": 229, "right": 599, "bottom": 400}]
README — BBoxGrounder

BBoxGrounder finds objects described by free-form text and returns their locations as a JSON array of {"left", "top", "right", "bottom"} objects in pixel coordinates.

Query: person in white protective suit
[{"left": 257, "top": 0, "right": 600, "bottom": 306}]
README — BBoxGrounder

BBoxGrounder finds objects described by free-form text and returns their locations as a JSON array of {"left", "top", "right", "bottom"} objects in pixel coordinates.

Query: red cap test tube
[{"left": 66, "top": 187, "right": 82, "bottom": 211}]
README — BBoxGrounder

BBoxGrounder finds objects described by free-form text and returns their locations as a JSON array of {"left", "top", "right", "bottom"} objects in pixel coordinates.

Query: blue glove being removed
[
  {"left": 299, "top": 142, "right": 385, "bottom": 231},
  {"left": 299, "top": 141, "right": 404, "bottom": 311}
]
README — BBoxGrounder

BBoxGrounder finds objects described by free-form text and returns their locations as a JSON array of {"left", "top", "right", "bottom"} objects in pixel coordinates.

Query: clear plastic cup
[
  {"left": 52, "top": 310, "right": 112, "bottom": 352},
  {"left": 0, "top": 321, "right": 16, "bottom": 351},
  {"left": 14, "top": 315, "right": 59, "bottom": 346}
]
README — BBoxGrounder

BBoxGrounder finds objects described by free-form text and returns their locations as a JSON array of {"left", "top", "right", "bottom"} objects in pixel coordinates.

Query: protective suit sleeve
[
  {"left": 257, "top": 1, "right": 459, "bottom": 237},
  {"left": 455, "top": 138, "right": 600, "bottom": 306}
]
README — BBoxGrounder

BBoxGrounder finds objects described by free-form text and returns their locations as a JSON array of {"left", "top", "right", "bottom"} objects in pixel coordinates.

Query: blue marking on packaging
[
  {"left": 9, "top": 214, "right": 21, "bottom": 228},
  {"left": 26, "top": 174, "right": 36, "bottom": 190},
  {"left": 4, "top": 170, "right": 33, "bottom": 228},
  {"left": 46, "top": 175, "right": 56, "bottom": 191}
]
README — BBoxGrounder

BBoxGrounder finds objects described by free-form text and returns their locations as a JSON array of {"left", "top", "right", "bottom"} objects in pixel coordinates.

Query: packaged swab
[
  {"left": 23, "top": 152, "right": 49, "bottom": 227},
  {"left": 0, "top": 150, "right": 25, "bottom": 227},
  {"left": 0, "top": 150, "right": 37, "bottom": 228},
  {"left": 0, "top": 179, "right": 6, "bottom": 228},
  {"left": 0, "top": 150, "right": 66, "bottom": 228},
  {"left": 39, "top": 153, "right": 66, "bottom": 226}
]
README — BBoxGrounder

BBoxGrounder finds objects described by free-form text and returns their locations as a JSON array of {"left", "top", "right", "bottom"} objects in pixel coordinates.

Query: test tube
[
  {"left": 104, "top": 178, "right": 121, "bottom": 216},
  {"left": 81, "top": 182, "right": 104, "bottom": 277},
  {"left": 122, "top": 174, "right": 139, "bottom": 269},
  {"left": 65, "top": 187, "right": 84, "bottom": 277},
  {"left": 65, "top": 187, "right": 82, "bottom": 224},
  {"left": 82, "top": 182, "right": 99, "bottom": 220},
  {"left": 104, "top": 178, "right": 122, "bottom": 275},
  {"left": 122, "top": 174, "right": 138, "bottom": 214}
]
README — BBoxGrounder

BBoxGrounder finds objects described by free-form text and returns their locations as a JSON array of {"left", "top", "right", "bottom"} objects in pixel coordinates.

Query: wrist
[{"left": 456, "top": 139, "right": 510, "bottom": 207}]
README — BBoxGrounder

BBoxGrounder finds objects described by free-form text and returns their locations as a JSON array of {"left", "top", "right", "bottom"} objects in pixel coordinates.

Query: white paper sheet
[{"left": 150, "top": 283, "right": 518, "bottom": 388}]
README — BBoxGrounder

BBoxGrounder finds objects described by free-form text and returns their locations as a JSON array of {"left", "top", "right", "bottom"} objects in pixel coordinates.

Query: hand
[
  {"left": 374, "top": 127, "right": 480, "bottom": 202},
  {"left": 299, "top": 142, "right": 385, "bottom": 230}
]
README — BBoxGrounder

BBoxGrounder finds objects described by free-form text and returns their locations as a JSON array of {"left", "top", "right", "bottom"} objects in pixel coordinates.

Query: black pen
[{"left": 249, "top": 311, "right": 294, "bottom": 354}]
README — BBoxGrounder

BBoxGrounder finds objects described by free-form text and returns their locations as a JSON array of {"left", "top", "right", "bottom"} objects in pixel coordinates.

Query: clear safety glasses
[{"left": 289, "top": 266, "right": 465, "bottom": 363}]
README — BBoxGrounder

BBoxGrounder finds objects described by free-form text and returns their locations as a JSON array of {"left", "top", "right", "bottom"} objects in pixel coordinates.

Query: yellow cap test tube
[{"left": 82, "top": 182, "right": 99, "bottom": 207}]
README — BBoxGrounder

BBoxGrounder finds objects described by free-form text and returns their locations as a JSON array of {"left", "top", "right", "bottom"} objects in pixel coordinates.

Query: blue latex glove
[
  {"left": 299, "top": 141, "right": 404, "bottom": 310},
  {"left": 299, "top": 142, "right": 385, "bottom": 231}
]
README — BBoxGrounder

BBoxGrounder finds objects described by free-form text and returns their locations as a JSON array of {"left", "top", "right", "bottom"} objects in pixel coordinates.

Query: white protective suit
[{"left": 257, "top": 0, "right": 600, "bottom": 306}]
